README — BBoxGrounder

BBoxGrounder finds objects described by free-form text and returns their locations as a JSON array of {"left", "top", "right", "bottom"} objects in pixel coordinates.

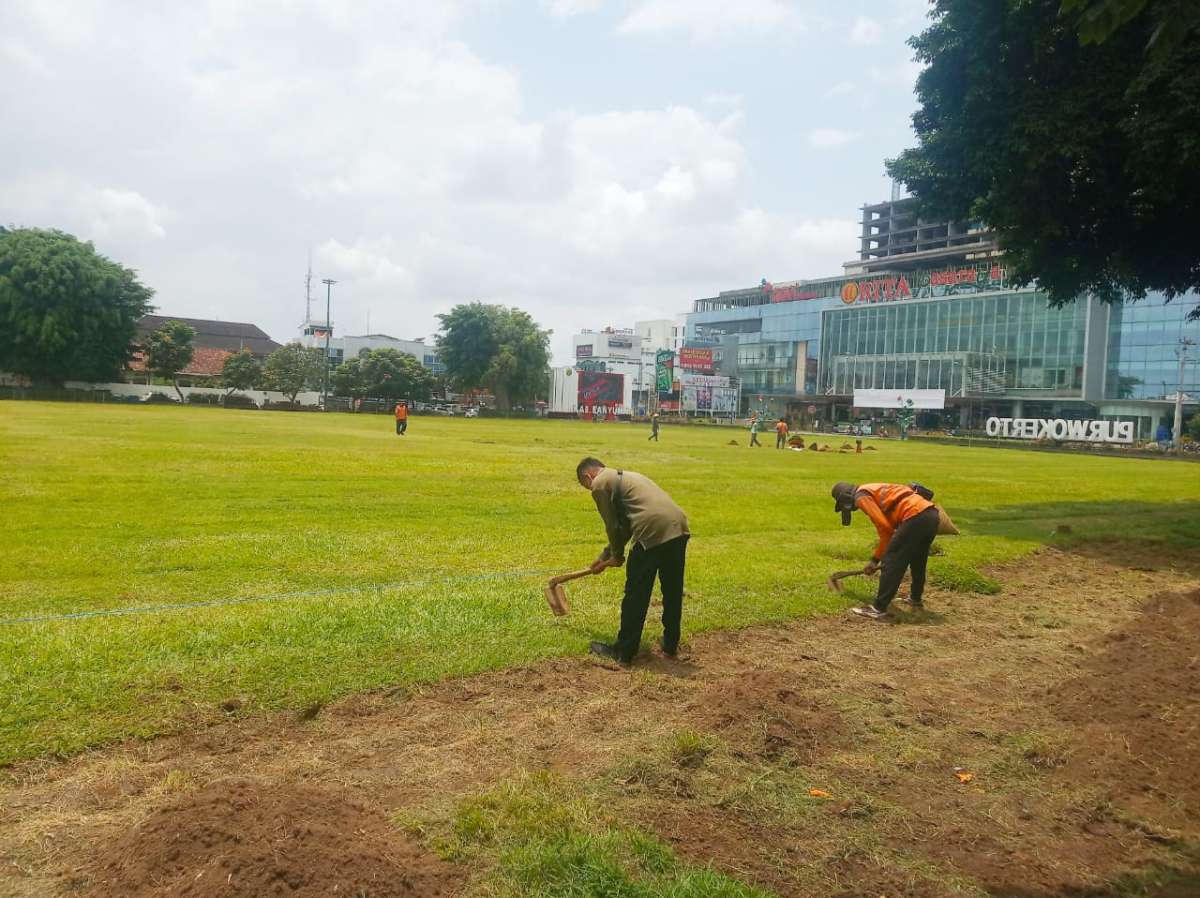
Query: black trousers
[
  {"left": 874, "top": 506, "right": 939, "bottom": 611},
  {"left": 649, "top": 429, "right": 658, "bottom": 441},
  {"left": 396, "top": 419, "right": 407, "bottom": 434},
  {"left": 750, "top": 432, "right": 761, "bottom": 446},
  {"left": 614, "top": 535, "right": 689, "bottom": 662}
]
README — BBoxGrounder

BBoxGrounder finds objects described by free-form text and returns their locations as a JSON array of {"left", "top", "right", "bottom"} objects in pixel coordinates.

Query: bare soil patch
[
  {"left": 79, "top": 778, "right": 462, "bottom": 898},
  {"left": 2, "top": 544, "right": 1199, "bottom": 898}
]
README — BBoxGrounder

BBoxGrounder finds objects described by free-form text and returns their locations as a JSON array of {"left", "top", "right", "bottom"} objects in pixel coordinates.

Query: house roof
[
  {"left": 128, "top": 346, "right": 233, "bottom": 378},
  {"left": 135, "top": 315, "right": 281, "bottom": 356}
]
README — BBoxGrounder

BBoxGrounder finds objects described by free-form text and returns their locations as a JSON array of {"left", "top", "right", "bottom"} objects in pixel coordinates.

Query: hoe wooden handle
[{"left": 548, "top": 568, "right": 599, "bottom": 588}]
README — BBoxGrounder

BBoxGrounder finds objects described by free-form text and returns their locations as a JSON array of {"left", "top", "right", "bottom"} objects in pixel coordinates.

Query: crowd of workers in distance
[{"left": 578, "top": 453, "right": 941, "bottom": 664}]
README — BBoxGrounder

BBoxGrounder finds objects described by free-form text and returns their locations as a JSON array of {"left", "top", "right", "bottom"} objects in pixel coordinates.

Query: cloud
[
  {"left": 541, "top": 0, "right": 604, "bottom": 17},
  {"left": 1, "top": 0, "right": 860, "bottom": 365},
  {"left": 618, "top": 0, "right": 798, "bottom": 41},
  {"left": 807, "top": 128, "right": 861, "bottom": 149},
  {"left": 3, "top": 174, "right": 170, "bottom": 242},
  {"left": 849, "top": 15, "right": 882, "bottom": 45},
  {"left": 822, "top": 80, "right": 856, "bottom": 100}
]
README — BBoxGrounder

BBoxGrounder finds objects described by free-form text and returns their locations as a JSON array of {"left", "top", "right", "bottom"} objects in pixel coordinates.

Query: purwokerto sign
[{"left": 985, "top": 417, "right": 1134, "bottom": 444}]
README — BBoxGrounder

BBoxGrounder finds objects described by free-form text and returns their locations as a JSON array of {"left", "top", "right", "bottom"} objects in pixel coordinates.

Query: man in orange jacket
[
  {"left": 831, "top": 481, "right": 940, "bottom": 620},
  {"left": 394, "top": 400, "right": 408, "bottom": 436}
]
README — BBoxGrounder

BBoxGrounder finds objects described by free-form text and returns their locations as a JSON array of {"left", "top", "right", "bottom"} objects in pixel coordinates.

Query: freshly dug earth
[
  {"left": 83, "top": 778, "right": 461, "bottom": 898},
  {"left": 2, "top": 544, "right": 1199, "bottom": 898}
]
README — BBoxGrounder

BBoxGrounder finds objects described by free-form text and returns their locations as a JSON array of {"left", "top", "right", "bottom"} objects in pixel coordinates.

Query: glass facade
[
  {"left": 818, "top": 290, "right": 1090, "bottom": 398},
  {"left": 1104, "top": 294, "right": 1200, "bottom": 400},
  {"left": 687, "top": 296, "right": 843, "bottom": 396}
]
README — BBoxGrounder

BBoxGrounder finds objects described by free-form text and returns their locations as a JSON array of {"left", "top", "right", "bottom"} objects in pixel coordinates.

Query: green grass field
[{"left": 2, "top": 401, "right": 1198, "bottom": 766}]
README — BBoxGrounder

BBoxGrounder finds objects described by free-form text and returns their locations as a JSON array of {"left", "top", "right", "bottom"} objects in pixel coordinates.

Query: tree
[
  {"left": 263, "top": 343, "right": 324, "bottom": 405},
  {"left": 1062, "top": 0, "right": 1200, "bottom": 60},
  {"left": 0, "top": 228, "right": 154, "bottom": 384},
  {"left": 886, "top": 1, "right": 1200, "bottom": 317},
  {"left": 436, "top": 303, "right": 551, "bottom": 410},
  {"left": 331, "top": 356, "right": 368, "bottom": 402},
  {"left": 220, "top": 349, "right": 261, "bottom": 399},
  {"left": 144, "top": 320, "right": 196, "bottom": 403},
  {"left": 361, "top": 349, "right": 436, "bottom": 403}
]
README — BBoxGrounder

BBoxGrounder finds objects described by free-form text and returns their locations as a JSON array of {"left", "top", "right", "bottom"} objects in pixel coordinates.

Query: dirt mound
[
  {"left": 694, "top": 668, "right": 841, "bottom": 763},
  {"left": 81, "top": 778, "right": 462, "bottom": 898},
  {"left": 1047, "top": 588, "right": 1200, "bottom": 828}
]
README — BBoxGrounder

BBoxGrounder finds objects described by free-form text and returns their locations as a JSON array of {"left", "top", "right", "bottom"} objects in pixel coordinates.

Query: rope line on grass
[{"left": 0, "top": 567, "right": 562, "bottom": 626}]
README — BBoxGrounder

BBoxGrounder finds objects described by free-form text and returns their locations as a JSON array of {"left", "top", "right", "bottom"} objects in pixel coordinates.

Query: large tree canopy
[
  {"left": 886, "top": 0, "right": 1200, "bottom": 314},
  {"left": 436, "top": 303, "right": 550, "bottom": 410},
  {"left": 331, "top": 348, "right": 436, "bottom": 402},
  {"left": 263, "top": 343, "right": 325, "bottom": 404},
  {"left": 0, "top": 228, "right": 155, "bottom": 384},
  {"left": 144, "top": 320, "right": 196, "bottom": 402}
]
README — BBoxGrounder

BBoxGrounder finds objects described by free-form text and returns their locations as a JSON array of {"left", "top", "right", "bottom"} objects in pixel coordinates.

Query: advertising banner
[
  {"left": 711, "top": 387, "right": 738, "bottom": 414},
  {"left": 678, "top": 372, "right": 730, "bottom": 388},
  {"left": 655, "top": 349, "right": 674, "bottom": 394},
  {"left": 678, "top": 347, "right": 714, "bottom": 371},
  {"left": 578, "top": 371, "right": 623, "bottom": 405},
  {"left": 853, "top": 389, "right": 946, "bottom": 410},
  {"left": 575, "top": 344, "right": 593, "bottom": 358}
]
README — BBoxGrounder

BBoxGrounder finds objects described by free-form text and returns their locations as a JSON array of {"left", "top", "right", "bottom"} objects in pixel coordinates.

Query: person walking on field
[
  {"left": 749, "top": 413, "right": 762, "bottom": 447},
  {"left": 394, "top": 400, "right": 408, "bottom": 436},
  {"left": 648, "top": 413, "right": 660, "bottom": 442},
  {"left": 831, "top": 481, "right": 940, "bottom": 620},
  {"left": 576, "top": 457, "right": 690, "bottom": 665},
  {"left": 775, "top": 417, "right": 789, "bottom": 449}
]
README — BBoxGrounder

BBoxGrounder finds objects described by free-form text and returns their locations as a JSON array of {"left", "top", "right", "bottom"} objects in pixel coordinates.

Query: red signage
[
  {"left": 840, "top": 275, "right": 912, "bottom": 305},
  {"left": 766, "top": 283, "right": 821, "bottom": 303},
  {"left": 678, "top": 347, "right": 714, "bottom": 371}
]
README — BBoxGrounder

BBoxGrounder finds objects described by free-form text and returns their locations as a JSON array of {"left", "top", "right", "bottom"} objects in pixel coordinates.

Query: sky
[{"left": 1, "top": 0, "right": 931, "bottom": 363}]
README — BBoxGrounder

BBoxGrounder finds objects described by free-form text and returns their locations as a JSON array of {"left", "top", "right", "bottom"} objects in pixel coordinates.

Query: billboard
[
  {"left": 678, "top": 347, "right": 714, "bottom": 371},
  {"left": 853, "top": 389, "right": 946, "bottom": 410},
  {"left": 655, "top": 349, "right": 674, "bottom": 393},
  {"left": 578, "top": 371, "right": 623, "bottom": 405},
  {"left": 575, "top": 344, "right": 593, "bottom": 358},
  {"left": 711, "top": 387, "right": 738, "bottom": 414}
]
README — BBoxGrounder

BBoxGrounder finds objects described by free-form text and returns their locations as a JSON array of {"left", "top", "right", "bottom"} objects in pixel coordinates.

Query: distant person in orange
[
  {"left": 775, "top": 417, "right": 789, "bottom": 449},
  {"left": 394, "top": 400, "right": 409, "bottom": 436},
  {"left": 831, "top": 482, "right": 939, "bottom": 620}
]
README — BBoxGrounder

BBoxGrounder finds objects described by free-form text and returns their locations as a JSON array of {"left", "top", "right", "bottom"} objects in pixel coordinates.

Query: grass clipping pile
[{"left": 82, "top": 778, "right": 461, "bottom": 898}]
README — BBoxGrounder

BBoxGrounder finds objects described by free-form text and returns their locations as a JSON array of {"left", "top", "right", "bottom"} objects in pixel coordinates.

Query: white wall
[{"left": 62, "top": 381, "right": 323, "bottom": 407}]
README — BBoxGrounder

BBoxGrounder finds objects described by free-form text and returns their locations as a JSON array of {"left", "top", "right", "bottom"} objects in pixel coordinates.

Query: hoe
[{"left": 544, "top": 563, "right": 614, "bottom": 616}]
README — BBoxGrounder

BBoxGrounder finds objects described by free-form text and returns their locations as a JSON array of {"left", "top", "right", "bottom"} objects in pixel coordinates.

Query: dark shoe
[
  {"left": 657, "top": 639, "right": 678, "bottom": 658},
  {"left": 896, "top": 596, "right": 924, "bottom": 609},
  {"left": 590, "top": 641, "right": 628, "bottom": 664}
]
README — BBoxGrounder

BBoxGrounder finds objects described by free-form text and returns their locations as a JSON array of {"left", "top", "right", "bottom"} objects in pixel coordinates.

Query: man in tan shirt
[{"left": 576, "top": 457, "right": 690, "bottom": 664}]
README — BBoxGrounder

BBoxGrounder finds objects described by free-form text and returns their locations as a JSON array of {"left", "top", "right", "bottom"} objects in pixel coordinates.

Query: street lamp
[{"left": 322, "top": 278, "right": 337, "bottom": 407}]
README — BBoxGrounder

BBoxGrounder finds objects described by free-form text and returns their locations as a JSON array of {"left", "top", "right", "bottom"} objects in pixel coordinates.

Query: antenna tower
[{"left": 305, "top": 251, "right": 313, "bottom": 323}]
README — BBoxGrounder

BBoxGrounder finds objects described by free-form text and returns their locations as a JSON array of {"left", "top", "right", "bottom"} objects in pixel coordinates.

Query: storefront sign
[
  {"left": 836, "top": 263, "right": 1009, "bottom": 306},
  {"left": 841, "top": 276, "right": 912, "bottom": 305},
  {"left": 575, "top": 359, "right": 606, "bottom": 372},
  {"left": 575, "top": 344, "right": 593, "bottom": 358},
  {"left": 607, "top": 337, "right": 634, "bottom": 349},
  {"left": 985, "top": 417, "right": 1134, "bottom": 444},
  {"left": 767, "top": 283, "right": 821, "bottom": 303},
  {"left": 678, "top": 347, "right": 714, "bottom": 371}
]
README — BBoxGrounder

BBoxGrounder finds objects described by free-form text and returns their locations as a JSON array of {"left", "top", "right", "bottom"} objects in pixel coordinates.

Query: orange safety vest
[
  {"left": 395, "top": 404, "right": 408, "bottom": 420},
  {"left": 854, "top": 483, "right": 933, "bottom": 560}
]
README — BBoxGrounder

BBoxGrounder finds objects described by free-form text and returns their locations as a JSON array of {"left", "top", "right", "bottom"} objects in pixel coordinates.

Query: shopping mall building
[{"left": 685, "top": 198, "right": 1199, "bottom": 438}]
